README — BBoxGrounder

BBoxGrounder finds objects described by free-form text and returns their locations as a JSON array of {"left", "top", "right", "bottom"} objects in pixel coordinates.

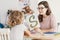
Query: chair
[{"left": 0, "top": 28, "right": 10, "bottom": 40}]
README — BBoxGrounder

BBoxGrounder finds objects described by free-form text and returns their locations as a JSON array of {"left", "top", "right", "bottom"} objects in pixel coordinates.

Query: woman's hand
[{"left": 34, "top": 27, "right": 44, "bottom": 35}]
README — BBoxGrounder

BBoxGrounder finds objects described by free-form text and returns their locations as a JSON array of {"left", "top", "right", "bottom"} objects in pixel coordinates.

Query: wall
[{"left": 0, "top": 0, "right": 18, "bottom": 25}]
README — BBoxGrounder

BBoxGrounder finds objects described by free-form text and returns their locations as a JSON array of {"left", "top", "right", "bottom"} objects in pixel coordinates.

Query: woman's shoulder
[
  {"left": 13, "top": 24, "right": 26, "bottom": 29},
  {"left": 49, "top": 13, "right": 55, "bottom": 18},
  {"left": 49, "top": 13, "right": 56, "bottom": 21},
  {"left": 49, "top": 13, "right": 53, "bottom": 16}
]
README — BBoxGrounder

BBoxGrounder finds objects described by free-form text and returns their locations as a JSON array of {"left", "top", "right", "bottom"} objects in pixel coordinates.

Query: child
[
  {"left": 8, "top": 10, "right": 27, "bottom": 40},
  {"left": 8, "top": 10, "right": 43, "bottom": 40}
]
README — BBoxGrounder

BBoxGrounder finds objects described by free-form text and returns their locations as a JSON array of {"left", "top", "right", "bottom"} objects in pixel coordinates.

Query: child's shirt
[{"left": 10, "top": 24, "right": 27, "bottom": 40}]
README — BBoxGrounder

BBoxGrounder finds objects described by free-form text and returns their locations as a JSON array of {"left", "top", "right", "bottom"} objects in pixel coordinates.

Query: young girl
[
  {"left": 8, "top": 10, "right": 27, "bottom": 40},
  {"left": 8, "top": 10, "right": 44, "bottom": 40}
]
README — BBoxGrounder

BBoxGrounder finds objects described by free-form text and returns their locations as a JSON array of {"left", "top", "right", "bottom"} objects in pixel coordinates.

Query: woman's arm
[
  {"left": 50, "top": 14, "right": 57, "bottom": 32},
  {"left": 42, "top": 14, "right": 58, "bottom": 32},
  {"left": 34, "top": 27, "right": 44, "bottom": 35}
]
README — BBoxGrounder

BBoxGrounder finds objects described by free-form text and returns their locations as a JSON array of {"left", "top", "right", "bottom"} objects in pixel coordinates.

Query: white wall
[
  {"left": 0, "top": 0, "right": 30, "bottom": 25},
  {"left": 0, "top": 0, "right": 18, "bottom": 25}
]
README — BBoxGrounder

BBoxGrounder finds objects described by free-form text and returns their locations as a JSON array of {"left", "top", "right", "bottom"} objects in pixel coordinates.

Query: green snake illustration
[{"left": 29, "top": 15, "right": 38, "bottom": 28}]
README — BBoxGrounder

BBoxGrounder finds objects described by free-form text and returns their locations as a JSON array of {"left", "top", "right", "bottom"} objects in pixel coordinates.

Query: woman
[{"left": 38, "top": 1, "right": 57, "bottom": 32}]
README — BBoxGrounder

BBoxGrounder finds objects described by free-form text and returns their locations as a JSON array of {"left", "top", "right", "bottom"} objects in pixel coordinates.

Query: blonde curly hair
[{"left": 8, "top": 10, "right": 24, "bottom": 27}]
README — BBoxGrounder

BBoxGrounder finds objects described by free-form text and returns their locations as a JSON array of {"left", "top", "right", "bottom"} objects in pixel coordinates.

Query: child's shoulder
[{"left": 15, "top": 24, "right": 26, "bottom": 29}]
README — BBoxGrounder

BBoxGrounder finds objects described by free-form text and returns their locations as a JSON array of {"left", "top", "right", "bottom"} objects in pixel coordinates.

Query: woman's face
[{"left": 38, "top": 4, "right": 48, "bottom": 15}]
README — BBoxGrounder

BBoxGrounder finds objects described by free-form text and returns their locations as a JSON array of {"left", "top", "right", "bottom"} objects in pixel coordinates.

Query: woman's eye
[
  {"left": 41, "top": 7, "right": 44, "bottom": 9},
  {"left": 38, "top": 7, "right": 45, "bottom": 10}
]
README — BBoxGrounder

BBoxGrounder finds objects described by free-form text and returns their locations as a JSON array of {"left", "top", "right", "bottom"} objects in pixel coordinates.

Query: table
[
  {"left": 0, "top": 28, "right": 10, "bottom": 40},
  {"left": 24, "top": 32, "right": 60, "bottom": 40}
]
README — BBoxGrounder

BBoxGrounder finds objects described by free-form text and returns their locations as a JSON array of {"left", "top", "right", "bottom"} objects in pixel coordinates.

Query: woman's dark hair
[{"left": 38, "top": 1, "right": 51, "bottom": 22}]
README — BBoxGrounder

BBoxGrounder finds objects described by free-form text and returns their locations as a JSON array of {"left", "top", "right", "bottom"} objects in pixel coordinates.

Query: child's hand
[{"left": 40, "top": 32, "right": 44, "bottom": 36}]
